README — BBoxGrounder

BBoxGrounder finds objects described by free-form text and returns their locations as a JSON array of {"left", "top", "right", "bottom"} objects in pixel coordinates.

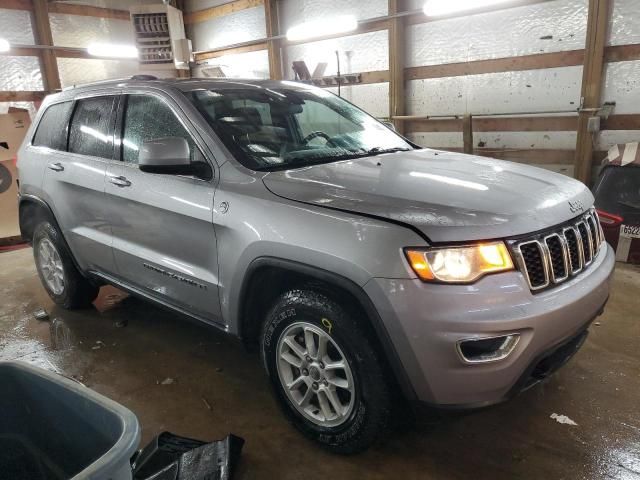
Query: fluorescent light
[
  {"left": 286, "top": 15, "right": 358, "bottom": 42},
  {"left": 0, "top": 38, "right": 10, "bottom": 52},
  {"left": 87, "top": 43, "right": 138, "bottom": 58},
  {"left": 423, "top": 0, "right": 513, "bottom": 17}
]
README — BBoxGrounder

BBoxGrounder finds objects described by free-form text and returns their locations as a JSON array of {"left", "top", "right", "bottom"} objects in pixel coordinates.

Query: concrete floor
[{"left": 1, "top": 247, "right": 639, "bottom": 480}]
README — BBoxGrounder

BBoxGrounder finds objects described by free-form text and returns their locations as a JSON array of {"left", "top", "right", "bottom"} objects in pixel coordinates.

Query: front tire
[
  {"left": 261, "top": 289, "right": 392, "bottom": 454},
  {"left": 33, "top": 222, "right": 99, "bottom": 309}
]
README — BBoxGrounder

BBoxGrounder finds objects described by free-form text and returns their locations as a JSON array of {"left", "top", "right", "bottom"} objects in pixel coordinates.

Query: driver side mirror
[{"left": 139, "top": 137, "right": 211, "bottom": 179}]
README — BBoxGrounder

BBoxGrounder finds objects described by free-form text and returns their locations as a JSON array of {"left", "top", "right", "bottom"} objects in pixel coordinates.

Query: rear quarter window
[{"left": 32, "top": 101, "right": 73, "bottom": 150}]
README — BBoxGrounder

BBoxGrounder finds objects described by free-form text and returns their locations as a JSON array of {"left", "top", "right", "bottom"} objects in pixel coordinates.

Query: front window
[
  {"left": 186, "top": 84, "right": 413, "bottom": 171},
  {"left": 594, "top": 167, "right": 640, "bottom": 215}
]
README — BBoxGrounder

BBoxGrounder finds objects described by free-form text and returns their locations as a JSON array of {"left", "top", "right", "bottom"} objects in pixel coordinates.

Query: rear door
[
  {"left": 104, "top": 92, "right": 222, "bottom": 324},
  {"left": 40, "top": 92, "right": 119, "bottom": 274}
]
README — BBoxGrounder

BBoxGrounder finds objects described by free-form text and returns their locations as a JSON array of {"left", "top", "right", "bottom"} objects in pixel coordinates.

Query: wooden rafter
[
  {"left": 31, "top": 0, "right": 60, "bottom": 92},
  {"left": 194, "top": 41, "right": 268, "bottom": 62},
  {"left": 406, "top": 49, "right": 584, "bottom": 80},
  {"left": 574, "top": 0, "right": 610, "bottom": 184},
  {"left": 264, "top": 0, "right": 282, "bottom": 80},
  {"left": 1, "top": 0, "right": 129, "bottom": 20},
  {"left": 184, "top": 0, "right": 263, "bottom": 24},
  {"left": 0, "top": 91, "right": 46, "bottom": 102},
  {"left": 48, "top": 3, "right": 129, "bottom": 20},
  {"left": 388, "top": 0, "right": 405, "bottom": 132}
]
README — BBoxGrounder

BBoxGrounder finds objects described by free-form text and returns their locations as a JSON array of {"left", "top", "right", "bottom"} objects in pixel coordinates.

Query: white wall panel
[
  {"left": 407, "top": 0, "right": 587, "bottom": 67},
  {"left": 284, "top": 31, "right": 388, "bottom": 79},
  {"left": 0, "top": 57, "right": 43, "bottom": 91},
  {"left": 189, "top": 7, "right": 265, "bottom": 51},
  {"left": 407, "top": 66, "right": 583, "bottom": 116},
  {"left": 50, "top": 14, "right": 134, "bottom": 48},
  {"left": 57, "top": 58, "right": 148, "bottom": 88},
  {"left": 193, "top": 49, "right": 270, "bottom": 78},
  {"left": 326, "top": 82, "right": 390, "bottom": 118},
  {"left": 408, "top": 132, "right": 462, "bottom": 148},
  {"left": 602, "top": 61, "right": 640, "bottom": 114},
  {"left": 0, "top": 8, "right": 35, "bottom": 45},
  {"left": 473, "top": 131, "right": 577, "bottom": 150},
  {"left": 609, "top": 0, "right": 640, "bottom": 46},
  {"left": 407, "top": 131, "right": 577, "bottom": 150},
  {"left": 598, "top": 130, "right": 640, "bottom": 151},
  {"left": 279, "top": 0, "right": 387, "bottom": 31}
]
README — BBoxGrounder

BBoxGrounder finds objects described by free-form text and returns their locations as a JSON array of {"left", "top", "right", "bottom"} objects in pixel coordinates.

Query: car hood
[{"left": 262, "top": 149, "right": 594, "bottom": 243}]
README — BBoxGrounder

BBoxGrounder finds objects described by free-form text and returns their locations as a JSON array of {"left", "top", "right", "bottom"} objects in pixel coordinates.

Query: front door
[{"left": 104, "top": 93, "right": 222, "bottom": 324}]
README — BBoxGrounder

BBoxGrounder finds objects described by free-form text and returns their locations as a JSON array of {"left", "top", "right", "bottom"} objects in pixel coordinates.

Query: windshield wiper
[{"left": 366, "top": 147, "right": 412, "bottom": 155}]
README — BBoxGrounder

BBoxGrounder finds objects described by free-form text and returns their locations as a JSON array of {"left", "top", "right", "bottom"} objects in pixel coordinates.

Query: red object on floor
[{"left": 0, "top": 242, "right": 28, "bottom": 252}]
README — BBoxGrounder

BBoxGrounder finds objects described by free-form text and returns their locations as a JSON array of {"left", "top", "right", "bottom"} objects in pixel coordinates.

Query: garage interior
[{"left": 1, "top": 0, "right": 639, "bottom": 479}]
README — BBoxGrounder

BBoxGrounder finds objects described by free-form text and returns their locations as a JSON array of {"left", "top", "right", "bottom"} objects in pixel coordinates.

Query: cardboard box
[{"left": 0, "top": 109, "right": 31, "bottom": 241}]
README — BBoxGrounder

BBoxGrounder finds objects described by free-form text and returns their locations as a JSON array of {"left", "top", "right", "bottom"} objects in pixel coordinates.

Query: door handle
[
  {"left": 109, "top": 175, "right": 131, "bottom": 187},
  {"left": 48, "top": 162, "right": 64, "bottom": 172}
]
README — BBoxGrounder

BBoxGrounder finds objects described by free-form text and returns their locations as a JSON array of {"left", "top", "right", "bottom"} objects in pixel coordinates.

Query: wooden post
[
  {"left": 31, "top": 0, "right": 61, "bottom": 92},
  {"left": 265, "top": 0, "right": 282, "bottom": 80},
  {"left": 574, "top": 0, "right": 610, "bottom": 184},
  {"left": 462, "top": 114, "right": 473, "bottom": 154},
  {"left": 388, "top": 0, "right": 405, "bottom": 133}
]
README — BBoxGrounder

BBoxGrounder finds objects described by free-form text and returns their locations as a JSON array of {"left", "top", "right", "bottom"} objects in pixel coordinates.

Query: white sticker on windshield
[{"left": 607, "top": 144, "right": 620, "bottom": 162}]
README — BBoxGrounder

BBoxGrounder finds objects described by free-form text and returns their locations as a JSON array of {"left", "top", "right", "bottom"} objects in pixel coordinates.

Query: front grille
[
  {"left": 512, "top": 210, "right": 604, "bottom": 292},
  {"left": 544, "top": 234, "right": 568, "bottom": 282},
  {"left": 519, "top": 242, "right": 547, "bottom": 288}
]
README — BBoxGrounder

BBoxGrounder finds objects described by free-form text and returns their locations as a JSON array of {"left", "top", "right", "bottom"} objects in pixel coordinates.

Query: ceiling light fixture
[
  {"left": 0, "top": 38, "right": 10, "bottom": 52},
  {"left": 87, "top": 43, "right": 138, "bottom": 58},
  {"left": 286, "top": 15, "right": 358, "bottom": 42},
  {"left": 423, "top": 0, "right": 513, "bottom": 17}
]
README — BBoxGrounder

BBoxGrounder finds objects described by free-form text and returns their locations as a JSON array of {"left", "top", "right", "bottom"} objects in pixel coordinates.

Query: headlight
[{"left": 405, "top": 242, "right": 514, "bottom": 283}]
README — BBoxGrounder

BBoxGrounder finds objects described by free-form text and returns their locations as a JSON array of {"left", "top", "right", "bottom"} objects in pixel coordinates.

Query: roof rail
[{"left": 131, "top": 75, "right": 158, "bottom": 81}]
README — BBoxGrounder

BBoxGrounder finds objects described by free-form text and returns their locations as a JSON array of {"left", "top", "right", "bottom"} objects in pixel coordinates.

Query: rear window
[
  {"left": 32, "top": 101, "right": 73, "bottom": 150},
  {"left": 68, "top": 96, "right": 117, "bottom": 159}
]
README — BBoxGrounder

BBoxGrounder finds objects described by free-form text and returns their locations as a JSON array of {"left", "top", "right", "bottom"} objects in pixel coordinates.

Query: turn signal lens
[{"left": 405, "top": 242, "right": 514, "bottom": 283}]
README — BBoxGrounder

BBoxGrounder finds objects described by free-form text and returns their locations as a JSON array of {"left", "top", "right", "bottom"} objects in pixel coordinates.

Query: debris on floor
[
  {"left": 131, "top": 431, "right": 245, "bottom": 480},
  {"left": 160, "top": 377, "right": 175, "bottom": 385},
  {"left": 33, "top": 308, "right": 49, "bottom": 321},
  {"left": 550, "top": 413, "right": 578, "bottom": 426}
]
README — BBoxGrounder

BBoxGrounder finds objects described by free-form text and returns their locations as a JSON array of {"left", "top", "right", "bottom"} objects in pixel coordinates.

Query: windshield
[
  {"left": 186, "top": 84, "right": 413, "bottom": 171},
  {"left": 594, "top": 166, "right": 640, "bottom": 215}
]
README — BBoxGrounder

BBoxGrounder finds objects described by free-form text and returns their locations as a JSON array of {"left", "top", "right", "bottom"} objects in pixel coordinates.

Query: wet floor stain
[{"left": 1, "top": 248, "right": 639, "bottom": 479}]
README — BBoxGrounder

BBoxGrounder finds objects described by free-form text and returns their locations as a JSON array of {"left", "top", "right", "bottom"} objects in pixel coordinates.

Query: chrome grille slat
[{"left": 513, "top": 210, "right": 603, "bottom": 292}]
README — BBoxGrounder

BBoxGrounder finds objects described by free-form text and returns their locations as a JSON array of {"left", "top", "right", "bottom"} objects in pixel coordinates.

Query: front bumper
[{"left": 364, "top": 244, "right": 615, "bottom": 407}]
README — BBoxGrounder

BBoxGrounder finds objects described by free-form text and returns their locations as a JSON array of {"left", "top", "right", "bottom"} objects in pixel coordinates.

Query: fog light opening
[{"left": 457, "top": 334, "right": 520, "bottom": 364}]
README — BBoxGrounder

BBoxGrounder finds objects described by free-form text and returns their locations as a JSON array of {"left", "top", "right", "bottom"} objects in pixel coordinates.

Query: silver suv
[{"left": 18, "top": 78, "right": 615, "bottom": 453}]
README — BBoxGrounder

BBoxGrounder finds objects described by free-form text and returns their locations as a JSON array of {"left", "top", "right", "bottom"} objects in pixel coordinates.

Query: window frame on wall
[{"left": 113, "top": 90, "right": 215, "bottom": 182}]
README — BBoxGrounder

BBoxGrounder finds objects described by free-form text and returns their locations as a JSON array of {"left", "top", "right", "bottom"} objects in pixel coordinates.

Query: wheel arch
[
  {"left": 19, "top": 194, "right": 94, "bottom": 282},
  {"left": 19, "top": 194, "right": 60, "bottom": 243},
  {"left": 238, "top": 257, "right": 417, "bottom": 401}
]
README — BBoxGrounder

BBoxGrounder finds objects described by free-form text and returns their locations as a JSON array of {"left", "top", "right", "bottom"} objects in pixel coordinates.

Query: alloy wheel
[{"left": 276, "top": 322, "right": 355, "bottom": 427}]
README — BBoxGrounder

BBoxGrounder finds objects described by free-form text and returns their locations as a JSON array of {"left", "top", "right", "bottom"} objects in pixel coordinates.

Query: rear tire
[
  {"left": 33, "top": 222, "right": 99, "bottom": 309},
  {"left": 261, "top": 288, "right": 392, "bottom": 454}
]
